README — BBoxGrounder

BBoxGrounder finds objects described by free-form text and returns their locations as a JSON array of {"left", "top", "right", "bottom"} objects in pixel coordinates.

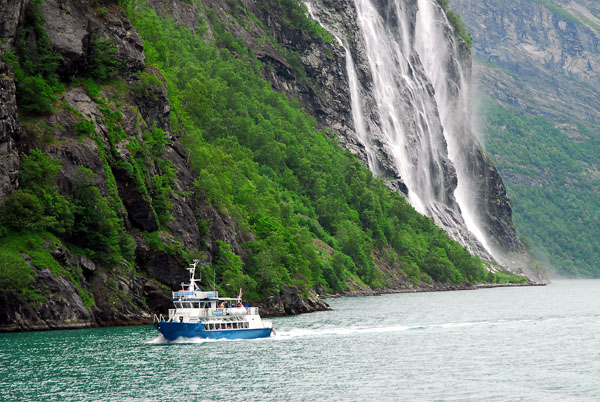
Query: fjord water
[{"left": 2, "top": 280, "right": 600, "bottom": 401}]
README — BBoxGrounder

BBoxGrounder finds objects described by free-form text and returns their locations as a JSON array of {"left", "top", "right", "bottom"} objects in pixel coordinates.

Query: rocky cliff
[
  {"left": 451, "top": 0, "right": 600, "bottom": 128},
  {"left": 142, "top": 0, "right": 539, "bottom": 276},
  {"left": 0, "top": 0, "right": 332, "bottom": 331}
]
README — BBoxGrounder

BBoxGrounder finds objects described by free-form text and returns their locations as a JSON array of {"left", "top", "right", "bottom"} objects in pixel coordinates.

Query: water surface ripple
[{"left": 2, "top": 280, "right": 599, "bottom": 401}]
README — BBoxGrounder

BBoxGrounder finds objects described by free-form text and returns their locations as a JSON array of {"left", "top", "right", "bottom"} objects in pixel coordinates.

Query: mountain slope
[
  {"left": 0, "top": 0, "right": 533, "bottom": 331},
  {"left": 451, "top": 0, "right": 600, "bottom": 276}
]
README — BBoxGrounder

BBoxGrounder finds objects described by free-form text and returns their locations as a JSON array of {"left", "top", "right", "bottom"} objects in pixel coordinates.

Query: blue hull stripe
[{"left": 154, "top": 322, "right": 272, "bottom": 341}]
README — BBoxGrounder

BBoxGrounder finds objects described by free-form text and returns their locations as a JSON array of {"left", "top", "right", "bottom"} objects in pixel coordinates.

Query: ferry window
[{"left": 233, "top": 323, "right": 237, "bottom": 329}]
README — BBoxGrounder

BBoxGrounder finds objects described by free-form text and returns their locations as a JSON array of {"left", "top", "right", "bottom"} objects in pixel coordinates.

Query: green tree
[
  {"left": 215, "top": 241, "right": 257, "bottom": 298},
  {"left": 69, "top": 167, "right": 131, "bottom": 264},
  {"left": 0, "top": 190, "right": 45, "bottom": 231}
]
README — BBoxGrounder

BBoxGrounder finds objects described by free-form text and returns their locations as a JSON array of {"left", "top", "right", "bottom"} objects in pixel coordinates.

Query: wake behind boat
[{"left": 153, "top": 260, "right": 274, "bottom": 341}]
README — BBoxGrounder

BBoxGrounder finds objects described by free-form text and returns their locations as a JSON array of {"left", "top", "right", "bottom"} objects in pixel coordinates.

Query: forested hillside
[
  {"left": 481, "top": 98, "right": 600, "bottom": 277},
  {"left": 0, "top": 0, "right": 529, "bottom": 331}
]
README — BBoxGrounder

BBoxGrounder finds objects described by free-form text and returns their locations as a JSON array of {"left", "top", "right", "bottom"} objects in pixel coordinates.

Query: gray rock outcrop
[{"left": 0, "top": 59, "right": 20, "bottom": 200}]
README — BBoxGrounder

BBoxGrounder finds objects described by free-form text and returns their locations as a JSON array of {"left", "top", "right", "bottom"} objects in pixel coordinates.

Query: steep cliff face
[
  {"left": 0, "top": 60, "right": 20, "bottom": 200},
  {"left": 450, "top": 0, "right": 600, "bottom": 276},
  {"left": 164, "top": 0, "right": 532, "bottom": 272},
  {"left": 0, "top": 0, "right": 178, "bottom": 330}
]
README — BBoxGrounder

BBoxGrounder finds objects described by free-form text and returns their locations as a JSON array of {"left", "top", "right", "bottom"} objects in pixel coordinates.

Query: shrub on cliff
[
  {"left": 69, "top": 167, "right": 134, "bottom": 265},
  {"left": 3, "top": 0, "right": 63, "bottom": 114},
  {"left": 0, "top": 190, "right": 45, "bottom": 231},
  {"left": 0, "top": 150, "right": 73, "bottom": 234},
  {"left": 436, "top": 0, "right": 473, "bottom": 49},
  {"left": 88, "top": 34, "right": 119, "bottom": 82},
  {"left": 0, "top": 151, "right": 132, "bottom": 267}
]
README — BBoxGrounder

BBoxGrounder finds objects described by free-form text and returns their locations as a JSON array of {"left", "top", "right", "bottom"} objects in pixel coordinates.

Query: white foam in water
[
  {"left": 272, "top": 318, "right": 545, "bottom": 340},
  {"left": 274, "top": 324, "right": 422, "bottom": 339},
  {"left": 146, "top": 335, "right": 228, "bottom": 344},
  {"left": 146, "top": 335, "right": 168, "bottom": 344},
  {"left": 147, "top": 318, "right": 542, "bottom": 344}
]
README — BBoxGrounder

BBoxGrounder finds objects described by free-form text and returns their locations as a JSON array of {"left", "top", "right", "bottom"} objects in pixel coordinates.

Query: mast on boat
[{"left": 183, "top": 259, "right": 202, "bottom": 292}]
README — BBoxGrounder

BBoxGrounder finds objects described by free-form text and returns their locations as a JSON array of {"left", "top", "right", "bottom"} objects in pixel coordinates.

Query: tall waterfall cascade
[
  {"left": 413, "top": 0, "right": 494, "bottom": 255},
  {"left": 305, "top": 0, "right": 502, "bottom": 265}
]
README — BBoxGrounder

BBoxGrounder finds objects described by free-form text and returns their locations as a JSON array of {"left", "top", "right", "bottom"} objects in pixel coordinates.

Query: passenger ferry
[{"left": 152, "top": 260, "right": 274, "bottom": 341}]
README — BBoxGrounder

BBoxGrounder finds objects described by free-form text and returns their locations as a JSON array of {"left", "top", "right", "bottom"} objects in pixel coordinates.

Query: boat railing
[
  {"left": 171, "top": 290, "right": 218, "bottom": 299},
  {"left": 166, "top": 307, "right": 259, "bottom": 318},
  {"left": 153, "top": 314, "right": 165, "bottom": 323},
  {"left": 213, "top": 307, "right": 259, "bottom": 315}
]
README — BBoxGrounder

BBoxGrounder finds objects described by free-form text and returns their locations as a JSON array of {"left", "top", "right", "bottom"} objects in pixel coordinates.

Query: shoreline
[{"left": 323, "top": 280, "right": 547, "bottom": 300}]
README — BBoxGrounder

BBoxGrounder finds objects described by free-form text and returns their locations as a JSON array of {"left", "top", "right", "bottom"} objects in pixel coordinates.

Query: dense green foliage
[
  {"left": 125, "top": 0, "right": 508, "bottom": 296},
  {"left": 436, "top": 0, "right": 472, "bottom": 49},
  {"left": 0, "top": 150, "right": 132, "bottom": 265},
  {"left": 1, "top": 151, "right": 70, "bottom": 234},
  {"left": 2, "top": 0, "right": 63, "bottom": 114},
  {"left": 481, "top": 98, "right": 600, "bottom": 277},
  {"left": 0, "top": 231, "right": 96, "bottom": 307},
  {"left": 88, "top": 34, "right": 120, "bottom": 82},
  {"left": 0, "top": 152, "right": 99, "bottom": 305}
]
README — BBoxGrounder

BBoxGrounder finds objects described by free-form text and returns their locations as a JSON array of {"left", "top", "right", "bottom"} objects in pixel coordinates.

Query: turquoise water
[{"left": 1, "top": 280, "right": 600, "bottom": 401}]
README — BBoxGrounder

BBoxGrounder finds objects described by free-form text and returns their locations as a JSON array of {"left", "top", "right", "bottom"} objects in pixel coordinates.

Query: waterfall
[
  {"left": 352, "top": 0, "right": 450, "bottom": 216},
  {"left": 304, "top": 0, "right": 495, "bottom": 260},
  {"left": 343, "top": 40, "right": 379, "bottom": 172},
  {"left": 414, "top": 0, "right": 495, "bottom": 255},
  {"left": 304, "top": 2, "right": 377, "bottom": 171}
]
